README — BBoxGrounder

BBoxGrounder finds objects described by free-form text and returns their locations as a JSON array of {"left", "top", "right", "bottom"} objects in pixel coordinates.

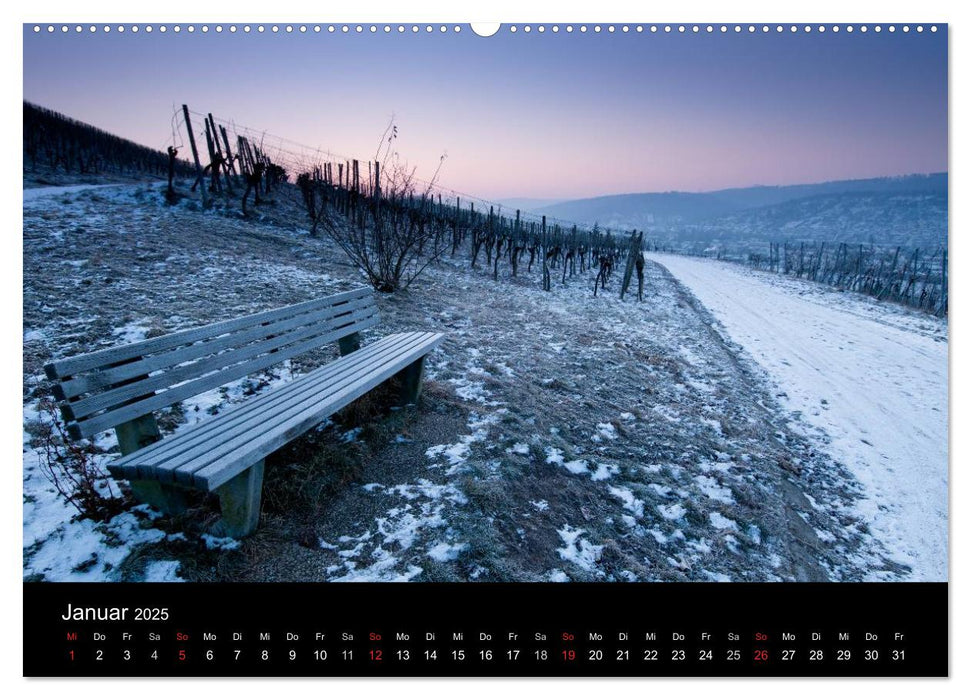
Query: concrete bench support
[
  {"left": 115, "top": 415, "right": 188, "bottom": 515},
  {"left": 213, "top": 460, "right": 265, "bottom": 538},
  {"left": 397, "top": 355, "right": 427, "bottom": 406},
  {"left": 338, "top": 331, "right": 361, "bottom": 356}
]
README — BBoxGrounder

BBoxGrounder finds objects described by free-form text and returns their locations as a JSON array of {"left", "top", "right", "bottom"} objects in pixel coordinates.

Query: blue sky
[{"left": 23, "top": 24, "right": 947, "bottom": 199}]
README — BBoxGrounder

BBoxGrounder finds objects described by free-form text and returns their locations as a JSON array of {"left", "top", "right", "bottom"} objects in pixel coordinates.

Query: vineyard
[
  {"left": 165, "top": 104, "right": 952, "bottom": 317},
  {"left": 159, "top": 105, "right": 648, "bottom": 299},
  {"left": 22, "top": 101, "right": 948, "bottom": 317},
  {"left": 728, "top": 240, "right": 947, "bottom": 317},
  {"left": 23, "top": 102, "right": 196, "bottom": 183},
  {"left": 24, "top": 178, "right": 904, "bottom": 584}
]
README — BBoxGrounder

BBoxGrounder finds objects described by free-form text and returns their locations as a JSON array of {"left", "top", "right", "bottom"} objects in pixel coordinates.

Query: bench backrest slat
[
  {"left": 56, "top": 295, "right": 375, "bottom": 403},
  {"left": 45, "top": 288, "right": 371, "bottom": 380},
  {"left": 45, "top": 288, "right": 379, "bottom": 440}
]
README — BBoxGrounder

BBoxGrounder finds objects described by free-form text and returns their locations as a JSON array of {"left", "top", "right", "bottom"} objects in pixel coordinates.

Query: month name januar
[{"left": 61, "top": 603, "right": 129, "bottom": 621}]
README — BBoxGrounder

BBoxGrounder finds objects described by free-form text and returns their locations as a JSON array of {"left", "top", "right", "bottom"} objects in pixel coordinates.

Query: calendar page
[{"left": 20, "top": 14, "right": 949, "bottom": 678}]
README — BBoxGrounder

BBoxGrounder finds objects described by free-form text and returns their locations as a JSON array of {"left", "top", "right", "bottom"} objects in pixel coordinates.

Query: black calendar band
[{"left": 23, "top": 582, "right": 947, "bottom": 677}]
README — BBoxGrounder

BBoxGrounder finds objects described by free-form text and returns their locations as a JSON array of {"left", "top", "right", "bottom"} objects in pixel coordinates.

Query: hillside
[
  {"left": 22, "top": 179, "right": 927, "bottom": 584},
  {"left": 711, "top": 173, "right": 947, "bottom": 209}
]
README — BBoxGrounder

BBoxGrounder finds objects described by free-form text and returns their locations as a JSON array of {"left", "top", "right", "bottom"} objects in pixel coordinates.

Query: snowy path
[
  {"left": 23, "top": 184, "right": 125, "bottom": 202},
  {"left": 647, "top": 253, "right": 948, "bottom": 581}
]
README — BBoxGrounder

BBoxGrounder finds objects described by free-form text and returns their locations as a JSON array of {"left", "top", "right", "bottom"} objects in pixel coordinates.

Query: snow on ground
[
  {"left": 22, "top": 436, "right": 183, "bottom": 582},
  {"left": 647, "top": 252, "right": 948, "bottom": 581}
]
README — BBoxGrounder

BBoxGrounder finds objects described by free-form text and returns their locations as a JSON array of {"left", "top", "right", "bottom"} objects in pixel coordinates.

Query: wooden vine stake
[
  {"left": 202, "top": 118, "right": 222, "bottom": 194},
  {"left": 620, "top": 231, "right": 642, "bottom": 300},
  {"left": 541, "top": 215, "right": 551, "bottom": 291},
  {"left": 181, "top": 105, "right": 209, "bottom": 208}
]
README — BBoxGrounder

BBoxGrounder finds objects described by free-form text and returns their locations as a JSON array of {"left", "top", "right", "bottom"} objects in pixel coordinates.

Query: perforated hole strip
[{"left": 31, "top": 24, "right": 940, "bottom": 35}]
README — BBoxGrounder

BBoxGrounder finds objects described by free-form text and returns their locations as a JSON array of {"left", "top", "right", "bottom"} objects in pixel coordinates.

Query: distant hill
[
  {"left": 523, "top": 173, "right": 947, "bottom": 249},
  {"left": 528, "top": 174, "right": 946, "bottom": 227},
  {"left": 536, "top": 191, "right": 740, "bottom": 228},
  {"left": 709, "top": 173, "right": 947, "bottom": 211},
  {"left": 496, "top": 197, "right": 565, "bottom": 212},
  {"left": 672, "top": 191, "right": 948, "bottom": 251}
]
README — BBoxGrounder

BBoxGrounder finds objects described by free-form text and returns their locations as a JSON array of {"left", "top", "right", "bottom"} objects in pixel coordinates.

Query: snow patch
[
  {"left": 556, "top": 524, "right": 604, "bottom": 572},
  {"left": 143, "top": 560, "right": 184, "bottom": 582},
  {"left": 592, "top": 422, "right": 618, "bottom": 442},
  {"left": 427, "top": 541, "right": 467, "bottom": 562},
  {"left": 201, "top": 534, "right": 241, "bottom": 551},
  {"left": 694, "top": 475, "right": 735, "bottom": 504},
  {"left": 609, "top": 486, "right": 645, "bottom": 518},
  {"left": 709, "top": 512, "right": 739, "bottom": 530},
  {"left": 658, "top": 503, "right": 686, "bottom": 521},
  {"left": 507, "top": 442, "right": 530, "bottom": 456}
]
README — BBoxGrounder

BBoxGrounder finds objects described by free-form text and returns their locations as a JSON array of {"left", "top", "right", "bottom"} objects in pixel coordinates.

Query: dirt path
[{"left": 23, "top": 183, "right": 128, "bottom": 201}]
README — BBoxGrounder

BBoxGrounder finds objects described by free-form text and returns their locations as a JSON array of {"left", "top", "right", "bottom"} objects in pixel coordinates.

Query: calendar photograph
[{"left": 22, "top": 22, "right": 947, "bottom": 592}]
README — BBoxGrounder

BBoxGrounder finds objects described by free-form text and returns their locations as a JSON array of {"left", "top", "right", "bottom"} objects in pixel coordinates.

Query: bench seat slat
[
  {"left": 111, "top": 332, "right": 423, "bottom": 477},
  {"left": 110, "top": 332, "right": 444, "bottom": 491},
  {"left": 56, "top": 295, "right": 377, "bottom": 400},
  {"left": 66, "top": 304, "right": 378, "bottom": 421},
  {"left": 170, "top": 333, "right": 436, "bottom": 483},
  {"left": 120, "top": 332, "right": 432, "bottom": 481},
  {"left": 189, "top": 332, "right": 443, "bottom": 491},
  {"left": 45, "top": 287, "right": 372, "bottom": 380}
]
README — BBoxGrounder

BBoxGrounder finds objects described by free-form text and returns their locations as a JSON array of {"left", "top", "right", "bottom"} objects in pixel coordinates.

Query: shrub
[
  {"left": 298, "top": 124, "right": 450, "bottom": 292},
  {"left": 33, "top": 398, "right": 128, "bottom": 521}
]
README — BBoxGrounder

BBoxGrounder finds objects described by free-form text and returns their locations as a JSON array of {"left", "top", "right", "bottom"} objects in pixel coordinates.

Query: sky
[{"left": 22, "top": 24, "right": 948, "bottom": 200}]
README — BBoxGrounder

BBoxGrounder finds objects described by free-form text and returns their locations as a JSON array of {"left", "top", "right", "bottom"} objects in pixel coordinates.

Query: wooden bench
[{"left": 44, "top": 288, "right": 444, "bottom": 537}]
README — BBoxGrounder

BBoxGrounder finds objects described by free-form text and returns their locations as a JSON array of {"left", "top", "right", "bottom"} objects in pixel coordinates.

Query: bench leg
[
  {"left": 115, "top": 416, "right": 188, "bottom": 515},
  {"left": 338, "top": 332, "right": 361, "bottom": 356},
  {"left": 115, "top": 414, "right": 161, "bottom": 455},
  {"left": 396, "top": 355, "right": 427, "bottom": 406},
  {"left": 212, "top": 460, "right": 265, "bottom": 538},
  {"left": 129, "top": 480, "right": 190, "bottom": 515}
]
